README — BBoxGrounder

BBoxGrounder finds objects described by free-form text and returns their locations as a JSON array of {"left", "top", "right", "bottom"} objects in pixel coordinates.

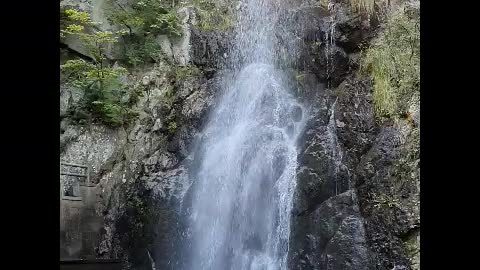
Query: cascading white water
[{"left": 185, "top": 1, "right": 304, "bottom": 269}]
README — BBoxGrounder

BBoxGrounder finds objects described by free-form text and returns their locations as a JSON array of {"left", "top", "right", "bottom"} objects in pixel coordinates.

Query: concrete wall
[{"left": 60, "top": 184, "right": 103, "bottom": 260}]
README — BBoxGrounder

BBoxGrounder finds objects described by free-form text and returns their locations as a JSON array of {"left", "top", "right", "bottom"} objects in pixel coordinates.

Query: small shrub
[
  {"left": 108, "top": 0, "right": 181, "bottom": 37},
  {"left": 123, "top": 35, "right": 163, "bottom": 66}
]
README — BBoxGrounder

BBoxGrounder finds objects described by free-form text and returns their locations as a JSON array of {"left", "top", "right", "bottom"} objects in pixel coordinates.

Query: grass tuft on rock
[{"left": 361, "top": 7, "right": 419, "bottom": 119}]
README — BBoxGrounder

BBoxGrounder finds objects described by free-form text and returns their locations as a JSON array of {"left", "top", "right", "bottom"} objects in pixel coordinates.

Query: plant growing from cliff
[
  {"left": 319, "top": 0, "right": 389, "bottom": 15},
  {"left": 106, "top": 0, "right": 182, "bottom": 66},
  {"left": 190, "top": 0, "right": 233, "bottom": 31},
  {"left": 60, "top": 8, "right": 139, "bottom": 126},
  {"left": 350, "top": 0, "right": 390, "bottom": 15},
  {"left": 173, "top": 65, "right": 201, "bottom": 81},
  {"left": 108, "top": 0, "right": 182, "bottom": 37},
  {"left": 60, "top": 8, "right": 94, "bottom": 39},
  {"left": 371, "top": 193, "right": 400, "bottom": 209},
  {"left": 361, "top": 8, "right": 419, "bottom": 119},
  {"left": 167, "top": 119, "right": 178, "bottom": 134},
  {"left": 350, "top": 0, "right": 377, "bottom": 14}
]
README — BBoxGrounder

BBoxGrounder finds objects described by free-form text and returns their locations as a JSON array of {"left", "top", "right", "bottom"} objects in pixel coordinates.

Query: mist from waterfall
[{"left": 184, "top": 1, "right": 305, "bottom": 269}]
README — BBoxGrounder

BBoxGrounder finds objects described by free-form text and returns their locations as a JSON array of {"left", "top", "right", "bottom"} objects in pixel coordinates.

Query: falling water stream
[{"left": 184, "top": 1, "right": 305, "bottom": 269}]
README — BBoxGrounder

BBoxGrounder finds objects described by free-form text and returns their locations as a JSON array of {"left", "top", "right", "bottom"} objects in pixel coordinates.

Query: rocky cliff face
[
  {"left": 60, "top": 0, "right": 419, "bottom": 269},
  {"left": 60, "top": 1, "right": 231, "bottom": 268},
  {"left": 286, "top": 1, "right": 420, "bottom": 270}
]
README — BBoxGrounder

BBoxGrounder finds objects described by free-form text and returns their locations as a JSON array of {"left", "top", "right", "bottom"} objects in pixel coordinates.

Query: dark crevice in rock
[{"left": 60, "top": 42, "right": 94, "bottom": 62}]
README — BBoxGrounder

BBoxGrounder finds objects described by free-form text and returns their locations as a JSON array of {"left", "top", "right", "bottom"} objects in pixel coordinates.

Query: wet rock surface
[
  {"left": 287, "top": 1, "right": 419, "bottom": 269},
  {"left": 289, "top": 72, "right": 419, "bottom": 270},
  {"left": 61, "top": 55, "right": 223, "bottom": 269}
]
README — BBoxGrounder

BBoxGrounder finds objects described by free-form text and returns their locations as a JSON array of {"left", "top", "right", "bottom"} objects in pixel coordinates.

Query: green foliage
[
  {"left": 60, "top": 8, "right": 139, "bottom": 127},
  {"left": 61, "top": 8, "right": 128, "bottom": 62},
  {"left": 361, "top": 8, "right": 420, "bottom": 119},
  {"left": 61, "top": 59, "right": 126, "bottom": 88},
  {"left": 63, "top": 8, "right": 92, "bottom": 23},
  {"left": 154, "top": 11, "right": 183, "bottom": 36},
  {"left": 108, "top": 0, "right": 181, "bottom": 37},
  {"left": 60, "top": 8, "right": 97, "bottom": 38},
  {"left": 107, "top": 0, "right": 182, "bottom": 65},
  {"left": 123, "top": 35, "right": 162, "bottom": 66},
  {"left": 190, "top": 0, "right": 233, "bottom": 31}
]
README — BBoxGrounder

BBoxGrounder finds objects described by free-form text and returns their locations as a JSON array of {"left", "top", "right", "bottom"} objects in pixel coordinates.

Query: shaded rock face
[
  {"left": 289, "top": 74, "right": 419, "bottom": 270},
  {"left": 286, "top": 2, "right": 419, "bottom": 270},
  {"left": 289, "top": 190, "right": 370, "bottom": 270},
  {"left": 59, "top": 1, "right": 234, "bottom": 268},
  {"left": 190, "top": 27, "right": 232, "bottom": 74},
  {"left": 60, "top": 61, "right": 225, "bottom": 270},
  {"left": 355, "top": 123, "right": 420, "bottom": 270},
  {"left": 288, "top": 74, "right": 376, "bottom": 270},
  {"left": 99, "top": 70, "right": 223, "bottom": 269},
  {"left": 278, "top": 0, "right": 375, "bottom": 88}
]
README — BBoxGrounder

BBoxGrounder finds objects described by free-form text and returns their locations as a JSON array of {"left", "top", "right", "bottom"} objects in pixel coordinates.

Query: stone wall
[{"left": 60, "top": 184, "right": 103, "bottom": 260}]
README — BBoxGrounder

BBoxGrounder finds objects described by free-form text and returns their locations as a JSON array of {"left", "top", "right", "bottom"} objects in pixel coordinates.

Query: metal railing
[
  {"left": 60, "top": 162, "right": 94, "bottom": 200},
  {"left": 60, "top": 162, "right": 90, "bottom": 185}
]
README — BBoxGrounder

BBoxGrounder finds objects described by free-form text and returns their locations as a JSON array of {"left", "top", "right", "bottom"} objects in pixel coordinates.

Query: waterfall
[{"left": 183, "top": 0, "right": 305, "bottom": 269}]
